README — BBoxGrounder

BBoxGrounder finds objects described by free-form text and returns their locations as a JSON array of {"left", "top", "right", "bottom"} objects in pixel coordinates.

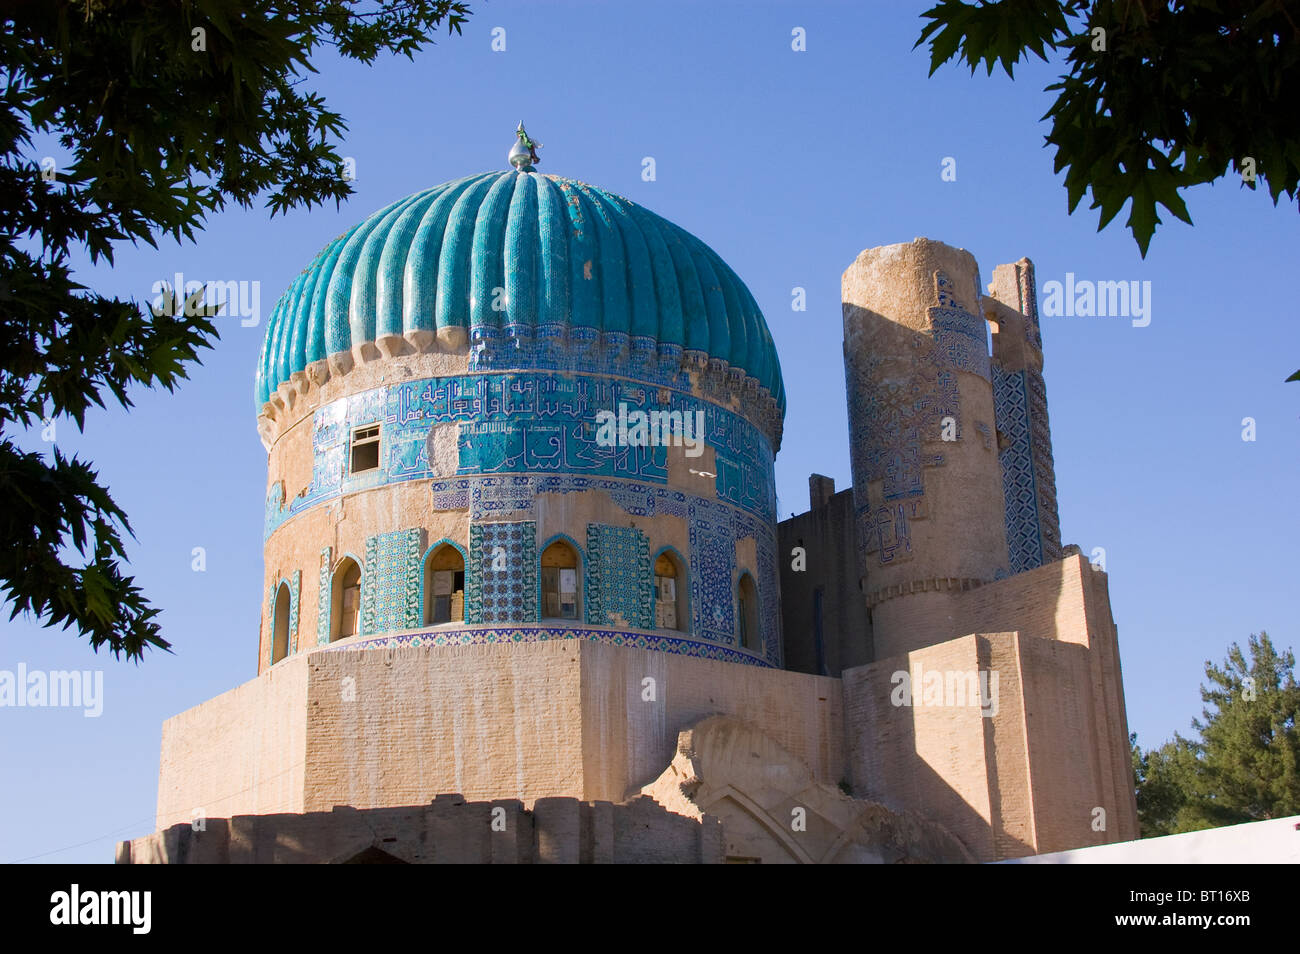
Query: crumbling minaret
[
  {"left": 984, "top": 259, "right": 1063, "bottom": 573},
  {"left": 842, "top": 239, "right": 1010, "bottom": 659}
]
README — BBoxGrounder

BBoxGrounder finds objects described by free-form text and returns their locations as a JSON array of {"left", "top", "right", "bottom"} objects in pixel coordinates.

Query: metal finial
[{"left": 509, "top": 122, "right": 542, "bottom": 171}]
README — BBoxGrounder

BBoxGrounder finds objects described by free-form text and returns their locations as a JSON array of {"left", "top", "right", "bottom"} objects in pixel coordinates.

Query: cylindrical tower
[
  {"left": 842, "top": 238, "right": 1009, "bottom": 659},
  {"left": 254, "top": 139, "right": 786, "bottom": 673}
]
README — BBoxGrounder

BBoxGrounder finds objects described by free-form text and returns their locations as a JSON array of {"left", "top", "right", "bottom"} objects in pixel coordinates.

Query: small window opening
[
  {"left": 541, "top": 541, "right": 579, "bottom": 620},
  {"left": 350, "top": 424, "right": 381, "bottom": 474},
  {"left": 654, "top": 551, "right": 688, "bottom": 632},
  {"left": 425, "top": 545, "right": 466, "bottom": 625}
]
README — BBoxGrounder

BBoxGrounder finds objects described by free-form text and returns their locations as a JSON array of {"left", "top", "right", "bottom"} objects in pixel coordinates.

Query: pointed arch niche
[
  {"left": 423, "top": 541, "right": 467, "bottom": 625},
  {"left": 652, "top": 547, "right": 689, "bottom": 633},
  {"left": 737, "top": 571, "right": 760, "bottom": 652},
  {"left": 271, "top": 582, "right": 291, "bottom": 663},
  {"left": 330, "top": 556, "right": 363, "bottom": 642},
  {"left": 540, "top": 537, "right": 581, "bottom": 621}
]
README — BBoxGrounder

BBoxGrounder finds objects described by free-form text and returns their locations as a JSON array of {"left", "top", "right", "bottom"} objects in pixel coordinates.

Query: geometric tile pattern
[
  {"left": 361, "top": 528, "right": 423, "bottom": 636},
  {"left": 993, "top": 366, "right": 1043, "bottom": 574},
  {"left": 847, "top": 269, "right": 998, "bottom": 574},
  {"left": 931, "top": 305, "right": 992, "bottom": 382},
  {"left": 400, "top": 530, "right": 424, "bottom": 629},
  {"left": 847, "top": 271, "right": 991, "bottom": 573},
  {"left": 994, "top": 259, "right": 1061, "bottom": 569},
  {"left": 268, "top": 483, "right": 781, "bottom": 667},
  {"left": 467, "top": 522, "right": 538, "bottom": 624},
  {"left": 689, "top": 510, "right": 736, "bottom": 645},
  {"left": 321, "top": 623, "right": 775, "bottom": 668},
  {"left": 289, "top": 570, "right": 301, "bottom": 654},
  {"left": 431, "top": 474, "right": 780, "bottom": 667},
  {"left": 585, "top": 524, "right": 652, "bottom": 629},
  {"left": 361, "top": 536, "right": 378, "bottom": 636},
  {"left": 1026, "top": 368, "right": 1063, "bottom": 563},
  {"left": 755, "top": 525, "right": 781, "bottom": 657},
  {"left": 317, "top": 547, "right": 332, "bottom": 646},
  {"left": 847, "top": 280, "right": 988, "bottom": 514}
]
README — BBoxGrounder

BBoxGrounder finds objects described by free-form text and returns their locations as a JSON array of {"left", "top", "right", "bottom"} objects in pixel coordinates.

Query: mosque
[{"left": 119, "top": 129, "right": 1138, "bottom": 864}]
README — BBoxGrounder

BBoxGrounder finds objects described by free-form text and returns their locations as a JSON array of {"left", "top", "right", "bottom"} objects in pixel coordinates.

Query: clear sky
[{"left": 3, "top": 0, "right": 1297, "bottom": 863}]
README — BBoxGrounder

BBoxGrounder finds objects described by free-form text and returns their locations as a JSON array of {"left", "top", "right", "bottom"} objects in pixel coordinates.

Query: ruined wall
[
  {"left": 642, "top": 716, "right": 974, "bottom": 863},
  {"left": 986, "top": 259, "right": 1062, "bottom": 572},
  {"left": 125, "top": 793, "right": 722, "bottom": 864}
]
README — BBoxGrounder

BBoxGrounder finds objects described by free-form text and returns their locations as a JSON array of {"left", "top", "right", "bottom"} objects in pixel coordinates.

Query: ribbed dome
[{"left": 256, "top": 171, "right": 785, "bottom": 413}]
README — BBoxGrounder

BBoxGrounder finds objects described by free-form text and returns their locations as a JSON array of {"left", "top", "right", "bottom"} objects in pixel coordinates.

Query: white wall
[{"left": 1000, "top": 815, "right": 1300, "bottom": 864}]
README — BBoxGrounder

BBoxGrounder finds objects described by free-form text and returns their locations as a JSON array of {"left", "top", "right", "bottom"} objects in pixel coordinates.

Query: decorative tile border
[
  {"left": 317, "top": 547, "right": 332, "bottom": 646},
  {"left": 317, "top": 623, "right": 774, "bottom": 668},
  {"left": 265, "top": 369, "right": 778, "bottom": 540},
  {"left": 289, "top": 570, "right": 301, "bottom": 654}
]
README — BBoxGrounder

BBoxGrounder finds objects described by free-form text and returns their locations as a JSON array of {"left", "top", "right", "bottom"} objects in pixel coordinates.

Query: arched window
[
  {"left": 424, "top": 543, "right": 466, "bottom": 625},
  {"left": 737, "top": 573, "right": 760, "bottom": 651},
  {"left": 331, "top": 557, "right": 362, "bottom": 642},
  {"left": 653, "top": 550, "right": 688, "bottom": 632},
  {"left": 540, "top": 540, "right": 580, "bottom": 620},
  {"left": 271, "top": 582, "right": 291, "bottom": 663}
]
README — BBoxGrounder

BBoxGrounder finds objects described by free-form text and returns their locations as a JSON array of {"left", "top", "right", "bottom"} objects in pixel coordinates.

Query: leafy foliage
[
  {"left": 1132, "top": 632, "right": 1300, "bottom": 836},
  {"left": 917, "top": 1, "right": 1300, "bottom": 257},
  {"left": 1, "top": 0, "right": 469, "bottom": 660}
]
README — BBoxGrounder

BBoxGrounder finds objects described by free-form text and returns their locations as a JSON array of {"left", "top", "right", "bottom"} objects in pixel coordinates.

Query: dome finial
[{"left": 509, "top": 122, "right": 542, "bottom": 172}]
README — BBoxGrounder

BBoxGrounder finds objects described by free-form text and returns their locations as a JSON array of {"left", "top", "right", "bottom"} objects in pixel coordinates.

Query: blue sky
[{"left": 3, "top": 1, "right": 1297, "bottom": 863}]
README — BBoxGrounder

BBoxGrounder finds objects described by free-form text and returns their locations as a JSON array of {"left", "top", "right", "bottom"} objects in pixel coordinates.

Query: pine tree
[{"left": 1133, "top": 632, "right": 1300, "bottom": 835}]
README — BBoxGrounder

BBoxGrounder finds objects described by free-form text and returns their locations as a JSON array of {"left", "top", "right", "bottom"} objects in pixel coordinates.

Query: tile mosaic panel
[
  {"left": 993, "top": 367, "right": 1043, "bottom": 574},
  {"left": 688, "top": 509, "right": 736, "bottom": 646},
  {"left": 468, "top": 521, "right": 538, "bottom": 624},
  {"left": 289, "top": 570, "right": 301, "bottom": 654},
  {"left": 361, "top": 528, "right": 423, "bottom": 635},
  {"left": 265, "top": 370, "right": 777, "bottom": 539},
  {"left": 432, "top": 475, "right": 782, "bottom": 666},
  {"left": 317, "top": 547, "right": 332, "bottom": 646},
  {"left": 585, "top": 524, "right": 652, "bottom": 629}
]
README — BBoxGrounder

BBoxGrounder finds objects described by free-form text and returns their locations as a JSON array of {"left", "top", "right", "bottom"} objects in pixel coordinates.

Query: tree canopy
[
  {"left": 1132, "top": 631, "right": 1300, "bottom": 836},
  {"left": 918, "top": 0, "right": 1299, "bottom": 256},
  {"left": 1, "top": 1, "right": 469, "bottom": 660}
]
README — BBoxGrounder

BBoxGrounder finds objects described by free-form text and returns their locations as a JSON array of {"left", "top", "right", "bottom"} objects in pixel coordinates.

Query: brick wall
[
  {"left": 778, "top": 487, "right": 872, "bottom": 675},
  {"left": 155, "top": 641, "right": 844, "bottom": 830}
]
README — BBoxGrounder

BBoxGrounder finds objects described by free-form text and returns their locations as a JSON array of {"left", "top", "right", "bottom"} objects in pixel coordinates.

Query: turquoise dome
[{"left": 256, "top": 171, "right": 785, "bottom": 413}]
